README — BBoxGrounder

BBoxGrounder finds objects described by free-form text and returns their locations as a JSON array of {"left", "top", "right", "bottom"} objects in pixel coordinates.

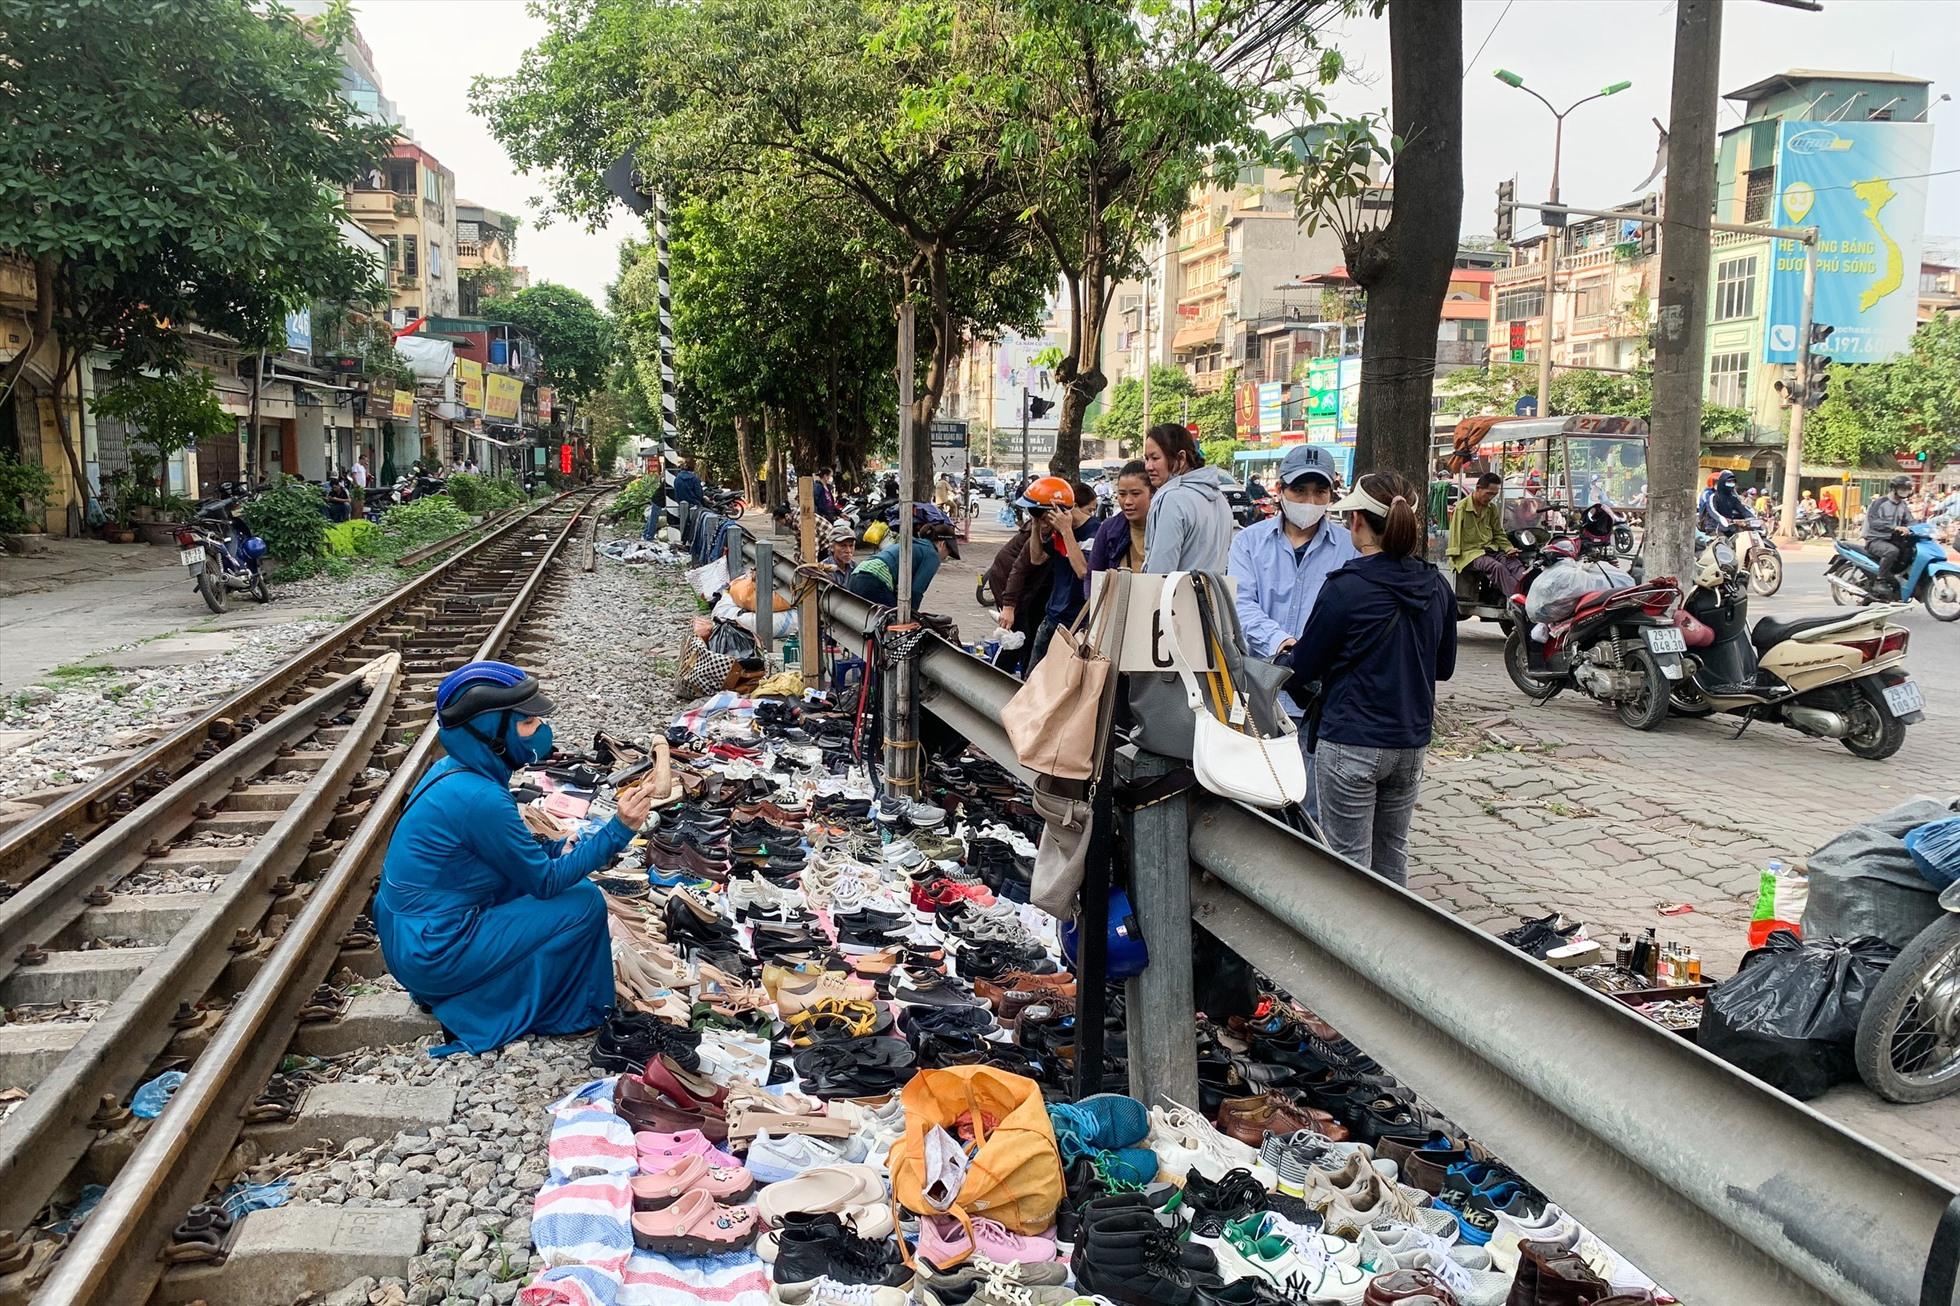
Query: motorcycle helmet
[
  {"left": 1061, "top": 887, "right": 1149, "bottom": 980},
  {"left": 1716, "top": 470, "right": 1737, "bottom": 489},
  {"left": 1014, "top": 475, "right": 1075, "bottom": 511},
  {"left": 1692, "top": 544, "right": 1724, "bottom": 592},
  {"left": 1542, "top": 536, "right": 1581, "bottom": 562},
  {"left": 436, "top": 660, "right": 554, "bottom": 728},
  {"left": 243, "top": 536, "right": 268, "bottom": 559}
]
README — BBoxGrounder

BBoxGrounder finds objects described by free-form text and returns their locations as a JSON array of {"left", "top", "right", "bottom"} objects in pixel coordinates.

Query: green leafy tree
[
  {"left": 475, "top": 0, "right": 1051, "bottom": 498},
  {"left": 490, "top": 283, "right": 613, "bottom": 401},
  {"left": 1804, "top": 315, "right": 1960, "bottom": 468},
  {"left": 0, "top": 0, "right": 394, "bottom": 506},
  {"left": 961, "top": 0, "right": 1336, "bottom": 479},
  {"left": 1092, "top": 365, "right": 1235, "bottom": 448},
  {"left": 92, "top": 371, "right": 235, "bottom": 520}
]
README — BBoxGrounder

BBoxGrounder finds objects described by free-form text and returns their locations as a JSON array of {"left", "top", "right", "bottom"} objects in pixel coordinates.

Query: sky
[{"left": 349, "top": 0, "right": 1959, "bottom": 301}]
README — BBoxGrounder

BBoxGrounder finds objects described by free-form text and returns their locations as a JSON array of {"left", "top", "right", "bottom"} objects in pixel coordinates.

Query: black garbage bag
[{"left": 1697, "top": 931, "right": 1897, "bottom": 1100}]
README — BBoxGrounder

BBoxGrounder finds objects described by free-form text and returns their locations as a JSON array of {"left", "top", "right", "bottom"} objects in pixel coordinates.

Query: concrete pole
[
  {"left": 1537, "top": 228, "right": 1557, "bottom": 418},
  {"left": 1778, "top": 244, "right": 1818, "bottom": 540},
  {"left": 1647, "top": 0, "right": 1724, "bottom": 587},
  {"left": 887, "top": 299, "right": 920, "bottom": 799},
  {"left": 1140, "top": 268, "right": 1152, "bottom": 442}
]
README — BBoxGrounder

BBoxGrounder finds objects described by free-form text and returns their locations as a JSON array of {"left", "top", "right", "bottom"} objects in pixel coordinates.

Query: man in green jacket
[{"left": 1449, "top": 472, "right": 1523, "bottom": 598}]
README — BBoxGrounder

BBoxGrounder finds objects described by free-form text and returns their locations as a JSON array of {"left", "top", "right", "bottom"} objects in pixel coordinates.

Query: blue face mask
[{"left": 505, "top": 717, "right": 553, "bottom": 767}]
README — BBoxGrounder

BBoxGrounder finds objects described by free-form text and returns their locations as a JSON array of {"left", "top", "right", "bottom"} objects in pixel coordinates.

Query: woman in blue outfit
[{"left": 376, "top": 660, "right": 656, "bottom": 1053}]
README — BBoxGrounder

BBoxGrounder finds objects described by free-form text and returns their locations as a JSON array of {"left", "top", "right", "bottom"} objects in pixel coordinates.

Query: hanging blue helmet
[
  {"left": 1061, "top": 887, "right": 1150, "bottom": 980},
  {"left": 435, "top": 660, "right": 554, "bottom": 728}
]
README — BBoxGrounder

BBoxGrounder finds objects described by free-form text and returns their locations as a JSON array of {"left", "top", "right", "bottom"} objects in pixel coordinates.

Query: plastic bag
[
  {"left": 1524, "top": 559, "right": 1631, "bottom": 623},
  {"left": 1747, "top": 860, "right": 1809, "bottom": 948},
  {"left": 1904, "top": 815, "right": 1960, "bottom": 890},
  {"left": 1800, "top": 797, "right": 1956, "bottom": 948},
  {"left": 1696, "top": 932, "right": 1897, "bottom": 1099}
]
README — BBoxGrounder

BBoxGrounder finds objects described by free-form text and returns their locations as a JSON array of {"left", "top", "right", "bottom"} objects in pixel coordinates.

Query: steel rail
[
  {"left": 37, "top": 491, "right": 601, "bottom": 1306},
  {"left": 0, "top": 655, "right": 400, "bottom": 1237},
  {"left": 0, "top": 492, "right": 577, "bottom": 880},
  {"left": 735, "top": 525, "right": 1959, "bottom": 1305},
  {"left": 1185, "top": 799, "right": 1959, "bottom": 1306}
]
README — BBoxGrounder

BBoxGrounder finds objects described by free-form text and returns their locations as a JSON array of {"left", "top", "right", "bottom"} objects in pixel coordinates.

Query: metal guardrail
[{"left": 724, "top": 513, "right": 1960, "bottom": 1305}]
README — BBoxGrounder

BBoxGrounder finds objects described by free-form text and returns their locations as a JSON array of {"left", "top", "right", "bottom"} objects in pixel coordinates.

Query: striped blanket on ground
[{"left": 521, "top": 1076, "right": 772, "bottom": 1306}]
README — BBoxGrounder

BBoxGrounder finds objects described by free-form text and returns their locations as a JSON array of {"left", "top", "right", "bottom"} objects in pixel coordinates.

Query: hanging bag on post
[
  {"left": 1178, "top": 573, "right": 1307, "bottom": 810},
  {"left": 1127, "top": 572, "right": 1290, "bottom": 760},
  {"left": 1002, "top": 576, "right": 1120, "bottom": 782}
]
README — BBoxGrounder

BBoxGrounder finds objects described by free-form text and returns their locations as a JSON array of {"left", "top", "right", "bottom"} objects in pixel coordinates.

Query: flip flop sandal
[
  {"left": 785, "top": 1000, "right": 893, "bottom": 1047},
  {"left": 754, "top": 1163, "right": 889, "bottom": 1226},
  {"left": 632, "top": 1153, "right": 755, "bottom": 1209},
  {"left": 725, "top": 1098, "right": 854, "bottom": 1142},
  {"left": 630, "top": 1189, "right": 757, "bottom": 1254}
]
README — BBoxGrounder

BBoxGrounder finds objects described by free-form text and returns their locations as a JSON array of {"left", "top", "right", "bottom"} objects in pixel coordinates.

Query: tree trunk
[
  {"left": 732, "top": 412, "right": 761, "bottom": 504},
  {"left": 1051, "top": 267, "right": 1112, "bottom": 480},
  {"left": 47, "top": 351, "right": 92, "bottom": 529},
  {"left": 1348, "top": 0, "right": 1463, "bottom": 503}
]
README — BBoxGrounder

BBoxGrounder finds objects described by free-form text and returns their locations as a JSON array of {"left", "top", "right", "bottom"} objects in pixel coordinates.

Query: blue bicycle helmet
[
  {"left": 436, "top": 660, "right": 554, "bottom": 727},
  {"left": 1061, "top": 887, "right": 1150, "bottom": 980}
]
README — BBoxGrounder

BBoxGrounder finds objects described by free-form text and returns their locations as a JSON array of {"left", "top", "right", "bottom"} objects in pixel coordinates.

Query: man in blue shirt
[{"left": 1227, "top": 444, "right": 1357, "bottom": 819}]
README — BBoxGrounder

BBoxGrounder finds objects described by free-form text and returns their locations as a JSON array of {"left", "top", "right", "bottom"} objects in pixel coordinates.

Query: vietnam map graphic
[{"left": 1852, "top": 178, "right": 1904, "bottom": 313}]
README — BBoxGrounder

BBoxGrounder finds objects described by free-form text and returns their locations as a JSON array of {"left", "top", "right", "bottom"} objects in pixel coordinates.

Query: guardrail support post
[
  {"left": 1116, "top": 743, "right": 1199, "bottom": 1111},
  {"left": 754, "top": 539, "right": 775, "bottom": 664}
]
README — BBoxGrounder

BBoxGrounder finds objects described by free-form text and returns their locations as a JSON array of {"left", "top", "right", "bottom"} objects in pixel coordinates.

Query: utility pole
[
  {"left": 1647, "top": 0, "right": 1723, "bottom": 588},
  {"left": 1778, "top": 245, "right": 1818, "bottom": 539},
  {"left": 1019, "top": 387, "right": 1031, "bottom": 486},
  {"left": 1140, "top": 263, "right": 1152, "bottom": 444},
  {"left": 889, "top": 299, "right": 920, "bottom": 799}
]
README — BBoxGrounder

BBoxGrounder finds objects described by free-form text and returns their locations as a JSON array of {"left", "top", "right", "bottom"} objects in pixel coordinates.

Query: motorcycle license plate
[
  {"left": 1644, "top": 626, "right": 1687, "bottom": 655},
  {"left": 1883, "top": 680, "right": 1925, "bottom": 716},
  {"left": 179, "top": 548, "right": 204, "bottom": 567}
]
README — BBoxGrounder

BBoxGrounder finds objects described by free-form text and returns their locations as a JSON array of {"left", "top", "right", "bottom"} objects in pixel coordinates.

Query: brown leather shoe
[
  {"left": 1215, "top": 1093, "right": 1350, "bottom": 1147},
  {"left": 1363, "top": 1267, "right": 1461, "bottom": 1304},
  {"left": 974, "top": 971, "right": 1077, "bottom": 1020},
  {"left": 1506, "top": 1239, "right": 1610, "bottom": 1306}
]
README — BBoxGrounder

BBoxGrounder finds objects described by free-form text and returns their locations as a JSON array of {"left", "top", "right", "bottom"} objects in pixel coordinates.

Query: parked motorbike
[
  {"left": 1794, "top": 511, "right": 1837, "bottom": 542},
  {"left": 1825, "top": 520, "right": 1960, "bottom": 622},
  {"left": 1577, "top": 502, "right": 1639, "bottom": 563},
  {"left": 1855, "top": 876, "right": 1960, "bottom": 1103},
  {"left": 1503, "top": 561, "right": 1685, "bottom": 731},
  {"left": 1724, "top": 518, "right": 1784, "bottom": 597},
  {"left": 1671, "top": 536, "right": 1921, "bottom": 759},
  {"left": 702, "top": 485, "right": 748, "bottom": 518},
  {"left": 1450, "top": 526, "right": 1559, "bottom": 623},
  {"left": 175, "top": 482, "right": 272, "bottom": 613}
]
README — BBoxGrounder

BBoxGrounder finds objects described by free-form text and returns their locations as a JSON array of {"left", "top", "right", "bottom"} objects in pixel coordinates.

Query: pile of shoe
[{"left": 522, "top": 682, "right": 1669, "bottom": 1306}]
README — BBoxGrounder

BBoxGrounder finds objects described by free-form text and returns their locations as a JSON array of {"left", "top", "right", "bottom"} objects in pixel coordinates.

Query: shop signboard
[
  {"left": 1235, "top": 382, "right": 1260, "bottom": 440},
  {"left": 1766, "top": 121, "right": 1932, "bottom": 364},
  {"left": 1306, "top": 358, "right": 1339, "bottom": 440},
  {"left": 1257, "top": 382, "right": 1285, "bottom": 436},
  {"left": 391, "top": 389, "right": 414, "bottom": 420},
  {"left": 1336, "top": 356, "right": 1362, "bottom": 446},
  {"left": 537, "top": 387, "right": 554, "bottom": 422},
  {"left": 484, "top": 373, "right": 523, "bottom": 420},
  {"left": 455, "top": 358, "right": 484, "bottom": 409},
  {"left": 560, "top": 443, "right": 574, "bottom": 474},
  {"left": 369, "top": 377, "right": 394, "bottom": 410},
  {"left": 284, "top": 308, "right": 312, "bottom": 354}
]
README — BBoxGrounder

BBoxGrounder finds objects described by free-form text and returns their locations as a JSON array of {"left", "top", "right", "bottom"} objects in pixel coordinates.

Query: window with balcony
[
  {"left": 385, "top": 161, "right": 417, "bottom": 195},
  {"left": 1708, "top": 351, "right": 1750, "bottom": 408},
  {"left": 1743, "top": 167, "right": 1774, "bottom": 223},
  {"left": 1715, "top": 255, "right": 1756, "bottom": 321},
  {"left": 1496, "top": 287, "right": 1544, "bottom": 321},
  {"left": 1573, "top": 280, "right": 1608, "bottom": 319}
]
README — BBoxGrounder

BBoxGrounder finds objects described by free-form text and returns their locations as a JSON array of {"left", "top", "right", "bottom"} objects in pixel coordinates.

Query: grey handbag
[{"left": 1127, "top": 571, "right": 1290, "bottom": 761}]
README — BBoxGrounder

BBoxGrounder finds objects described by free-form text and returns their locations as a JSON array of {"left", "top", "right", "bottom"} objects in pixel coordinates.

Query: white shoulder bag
[{"left": 1167, "top": 572, "right": 1308, "bottom": 810}]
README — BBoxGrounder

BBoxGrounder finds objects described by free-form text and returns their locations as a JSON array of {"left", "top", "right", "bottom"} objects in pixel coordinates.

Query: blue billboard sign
[{"left": 1765, "top": 121, "right": 1931, "bottom": 364}]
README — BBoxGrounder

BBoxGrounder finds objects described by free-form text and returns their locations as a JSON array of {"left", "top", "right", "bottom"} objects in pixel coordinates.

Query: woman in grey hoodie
[{"left": 1141, "top": 423, "right": 1234, "bottom": 573}]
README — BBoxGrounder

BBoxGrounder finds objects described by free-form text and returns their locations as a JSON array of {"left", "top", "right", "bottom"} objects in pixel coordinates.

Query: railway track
[{"left": 0, "top": 487, "right": 608, "bottom": 1305}]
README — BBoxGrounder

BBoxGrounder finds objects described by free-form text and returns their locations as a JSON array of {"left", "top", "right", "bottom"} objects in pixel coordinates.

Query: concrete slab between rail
[
  {"left": 290, "top": 991, "right": 441, "bottom": 1057},
  {"left": 155, "top": 1203, "right": 424, "bottom": 1306},
  {"left": 0, "top": 1021, "right": 85, "bottom": 1090},
  {"left": 56, "top": 893, "right": 206, "bottom": 948},
  {"left": 0, "top": 946, "right": 160, "bottom": 1005},
  {"left": 244, "top": 1082, "right": 455, "bottom": 1157}
]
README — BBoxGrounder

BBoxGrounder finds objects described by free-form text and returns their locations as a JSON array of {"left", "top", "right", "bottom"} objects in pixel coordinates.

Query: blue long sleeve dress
[{"left": 375, "top": 723, "right": 634, "bottom": 1053}]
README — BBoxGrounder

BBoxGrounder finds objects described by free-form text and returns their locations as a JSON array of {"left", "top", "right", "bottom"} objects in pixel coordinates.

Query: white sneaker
[
  {"left": 1147, "top": 1101, "right": 1267, "bottom": 1184},
  {"left": 1404, "top": 1248, "right": 1513, "bottom": 1306},
  {"left": 1292, "top": 1259, "right": 1377, "bottom": 1305},
  {"left": 1486, "top": 1202, "right": 1579, "bottom": 1275},
  {"left": 769, "top": 1274, "right": 907, "bottom": 1305},
  {"left": 730, "top": 875, "right": 803, "bottom": 918},
  {"left": 1214, "top": 1222, "right": 1330, "bottom": 1289},
  {"left": 1238, "top": 1211, "right": 1362, "bottom": 1268},
  {"left": 747, "top": 1131, "right": 848, "bottom": 1184},
  {"left": 1355, "top": 1222, "right": 1460, "bottom": 1271}
]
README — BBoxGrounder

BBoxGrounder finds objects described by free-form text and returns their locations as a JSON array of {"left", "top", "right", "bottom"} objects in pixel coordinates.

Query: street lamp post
[{"left": 1494, "top": 71, "right": 1632, "bottom": 420}]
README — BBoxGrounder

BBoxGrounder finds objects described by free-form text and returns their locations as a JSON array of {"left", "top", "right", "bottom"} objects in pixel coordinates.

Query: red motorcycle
[{"left": 1503, "top": 555, "right": 1686, "bottom": 731}]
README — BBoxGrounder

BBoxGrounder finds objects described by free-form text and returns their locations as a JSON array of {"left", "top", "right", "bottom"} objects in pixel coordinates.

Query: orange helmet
[{"left": 1014, "top": 475, "right": 1075, "bottom": 510}]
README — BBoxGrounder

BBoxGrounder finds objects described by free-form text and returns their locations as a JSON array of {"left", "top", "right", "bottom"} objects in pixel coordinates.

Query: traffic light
[
  {"left": 1027, "top": 395, "right": 1055, "bottom": 419},
  {"left": 1496, "top": 179, "right": 1515, "bottom": 244},
  {"left": 1804, "top": 323, "right": 1834, "bottom": 410},
  {"left": 1774, "top": 366, "right": 1798, "bottom": 407}
]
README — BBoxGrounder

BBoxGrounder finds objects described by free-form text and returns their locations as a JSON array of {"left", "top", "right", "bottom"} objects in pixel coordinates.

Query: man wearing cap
[
  {"left": 1227, "top": 445, "right": 1358, "bottom": 817},
  {"left": 376, "top": 661, "right": 657, "bottom": 1053},
  {"left": 1448, "top": 472, "right": 1523, "bottom": 600},
  {"left": 844, "top": 511, "right": 960, "bottom": 609}
]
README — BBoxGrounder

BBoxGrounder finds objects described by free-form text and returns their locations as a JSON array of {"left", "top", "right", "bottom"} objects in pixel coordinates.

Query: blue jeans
[
  {"left": 1314, "top": 741, "right": 1426, "bottom": 886},
  {"left": 1293, "top": 721, "right": 1319, "bottom": 824}
]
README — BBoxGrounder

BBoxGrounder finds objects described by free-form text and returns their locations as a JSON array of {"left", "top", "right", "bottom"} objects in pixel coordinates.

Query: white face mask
[{"left": 1281, "top": 499, "right": 1327, "bottom": 531}]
